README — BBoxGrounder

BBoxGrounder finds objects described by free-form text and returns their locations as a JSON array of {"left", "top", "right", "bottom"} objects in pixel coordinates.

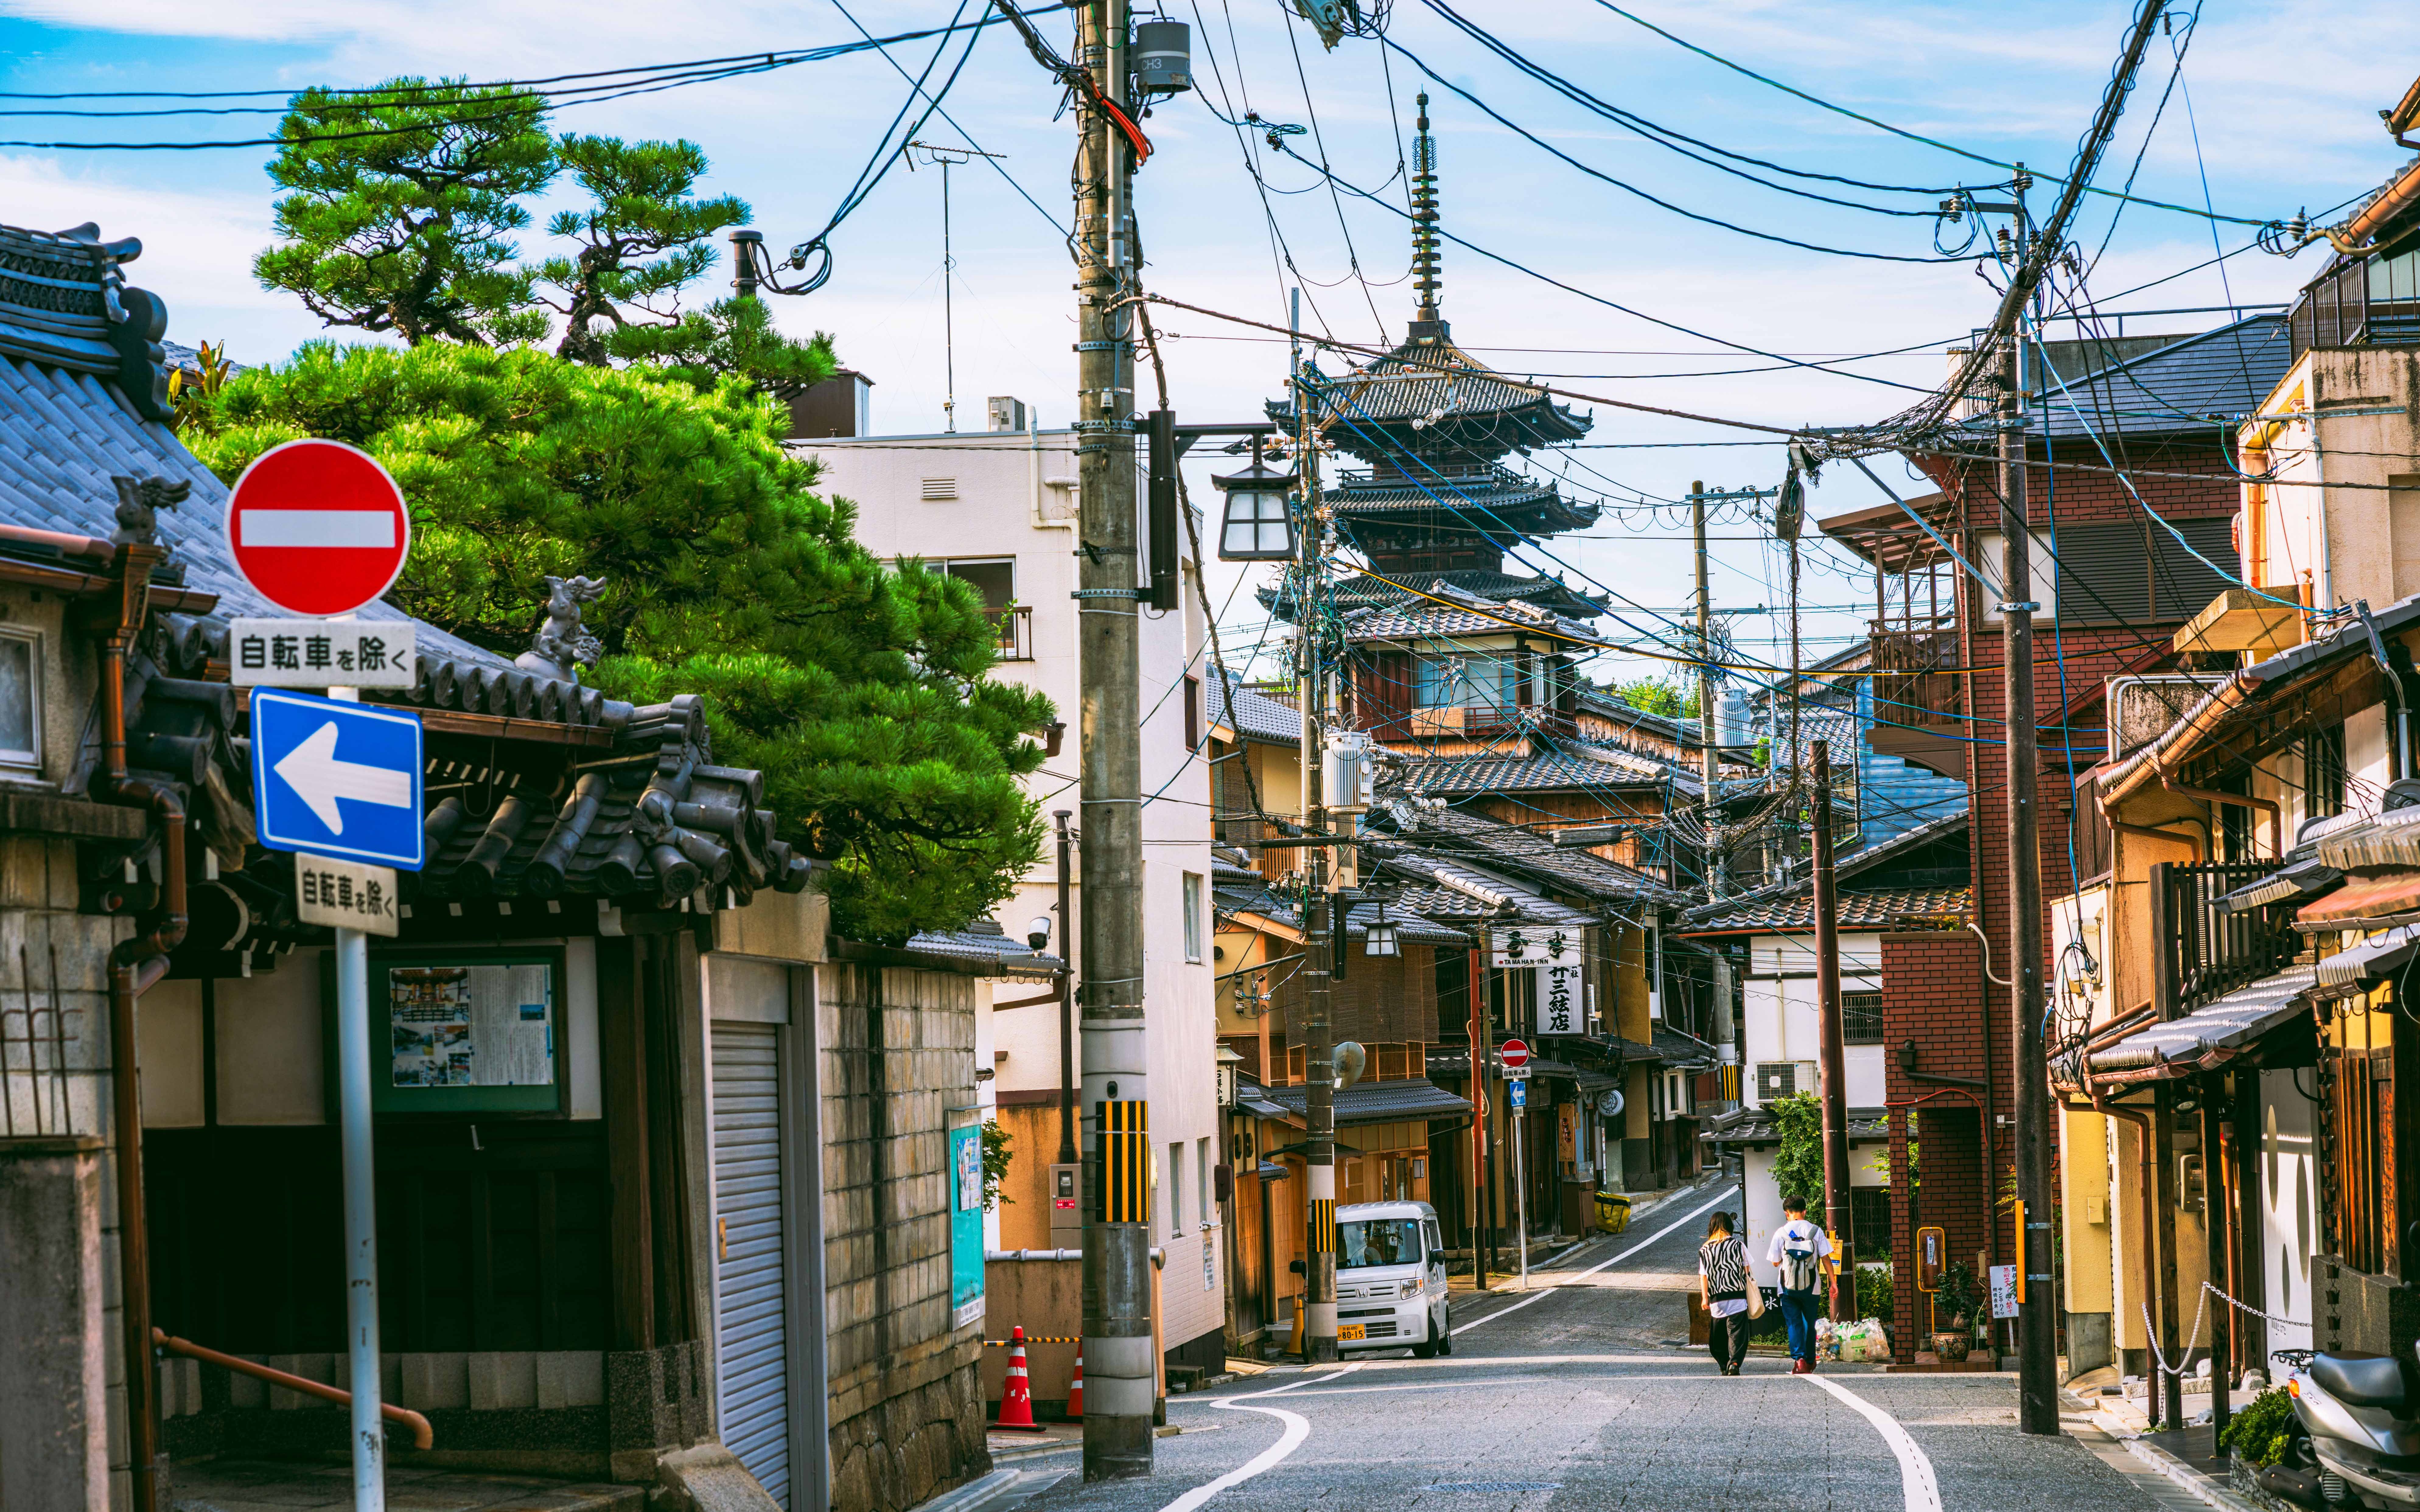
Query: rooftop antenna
[{"left": 908, "top": 140, "right": 1005, "bottom": 432}]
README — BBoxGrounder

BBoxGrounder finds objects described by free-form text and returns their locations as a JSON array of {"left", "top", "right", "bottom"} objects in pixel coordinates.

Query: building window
[
  {"left": 1184, "top": 673, "right": 1201, "bottom": 751},
  {"left": 0, "top": 630, "right": 39, "bottom": 774},
  {"left": 1842, "top": 991, "right": 1884, "bottom": 1045},
  {"left": 1415, "top": 653, "right": 1517, "bottom": 711},
  {"left": 1183, "top": 872, "right": 1204, "bottom": 962},
  {"left": 1169, "top": 1141, "right": 1185, "bottom": 1235},
  {"left": 2309, "top": 723, "right": 2347, "bottom": 820},
  {"left": 1850, "top": 1185, "right": 1892, "bottom": 1261},
  {"left": 1197, "top": 1137, "right": 1213, "bottom": 1228}
]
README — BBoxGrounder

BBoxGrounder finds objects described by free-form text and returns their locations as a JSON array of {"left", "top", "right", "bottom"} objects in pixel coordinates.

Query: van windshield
[{"left": 1337, "top": 1218, "right": 1422, "bottom": 1269}]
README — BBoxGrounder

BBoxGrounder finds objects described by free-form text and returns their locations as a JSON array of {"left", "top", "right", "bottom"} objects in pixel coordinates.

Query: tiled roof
[
  {"left": 1213, "top": 872, "right": 1470, "bottom": 948},
  {"left": 2086, "top": 962, "right": 2310, "bottom": 1075},
  {"left": 1318, "top": 569, "right": 1607, "bottom": 616},
  {"left": 1683, "top": 884, "right": 1971, "bottom": 934},
  {"left": 904, "top": 921, "right": 1063, "bottom": 980},
  {"left": 2014, "top": 314, "right": 2290, "bottom": 440},
  {"left": 1573, "top": 688, "right": 1690, "bottom": 747},
  {"left": 1252, "top": 1076, "right": 1473, "bottom": 1127},
  {"left": 1399, "top": 748, "right": 1670, "bottom": 797},
  {"left": 1701, "top": 1106, "right": 1888, "bottom": 1146},
  {"left": 1376, "top": 854, "right": 1598, "bottom": 929},
  {"left": 1208, "top": 672, "right": 1301, "bottom": 746},
  {"left": 1268, "top": 337, "right": 1592, "bottom": 454},
  {"left": 1679, "top": 809, "right": 1970, "bottom": 925},
  {"left": 1366, "top": 802, "right": 1688, "bottom": 907}
]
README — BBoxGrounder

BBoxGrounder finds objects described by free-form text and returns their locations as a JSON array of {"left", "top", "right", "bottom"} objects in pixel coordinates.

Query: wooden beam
[
  {"left": 597, "top": 935, "right": 653, "bottom": 1352},
  {"left": 232, "top": 685, "right": 615, "bottom": 747}
]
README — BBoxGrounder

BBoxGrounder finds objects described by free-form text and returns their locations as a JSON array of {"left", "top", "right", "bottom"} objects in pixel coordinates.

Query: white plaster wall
[
  {"left": 813, "top": 430, "right": 1223, "bottom": 1350},
  {"left": 1741, "top": 930, "right": 1883, "bottom": 1109},
  {"left": 2349, "top": 701, "right": 2390, "bottom": 805},
  {"left": 2259, "top": 1067, "right": 2316, "bottom": 1370}
]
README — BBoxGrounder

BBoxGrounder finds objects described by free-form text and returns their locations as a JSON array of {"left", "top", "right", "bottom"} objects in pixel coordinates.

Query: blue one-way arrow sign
[{"left": 250, "top": 688, "right": 425, "bottom": 869}]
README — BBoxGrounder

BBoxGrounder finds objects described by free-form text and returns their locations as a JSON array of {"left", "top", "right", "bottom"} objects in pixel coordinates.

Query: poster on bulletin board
[{"left": 950, "top": 1123, "right": 986, "bottom": 1330}]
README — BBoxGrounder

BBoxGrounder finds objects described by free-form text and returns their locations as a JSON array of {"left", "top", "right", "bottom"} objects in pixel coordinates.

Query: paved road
[{"left": 1015, "top": 1177, "right": 2186, "bottom": 1512}]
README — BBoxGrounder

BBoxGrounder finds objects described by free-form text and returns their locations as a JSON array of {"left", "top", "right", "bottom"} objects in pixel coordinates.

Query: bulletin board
[{"left": 331, "top": 946, "right": 567, "bottom": 1114}]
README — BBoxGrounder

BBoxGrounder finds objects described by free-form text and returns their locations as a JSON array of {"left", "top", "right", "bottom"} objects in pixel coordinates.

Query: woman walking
[{"left": 1698, "top": 1212, "right": 1754, "bottom": 1376}]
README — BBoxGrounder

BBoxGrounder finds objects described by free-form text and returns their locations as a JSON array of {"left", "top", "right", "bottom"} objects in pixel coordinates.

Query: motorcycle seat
[{"left": 2313, "top": 1351, "right": 2408, "bottom": 1409}]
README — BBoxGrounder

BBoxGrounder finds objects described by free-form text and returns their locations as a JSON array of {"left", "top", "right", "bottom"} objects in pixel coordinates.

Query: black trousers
[{"left": 1707, "top": 1309, "right": 1750, "bottom": 1373}]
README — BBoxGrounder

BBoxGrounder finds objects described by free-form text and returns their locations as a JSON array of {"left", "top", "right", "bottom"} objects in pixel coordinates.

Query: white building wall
[
  {"left": 1741, "top": 930, "right": 1885, "bottom": 1109},
  {"left": 2258, "top": 1067, "right": 2316, "bottom": 1371},
  {"left": 809, "top": 427, "right": 1224, "bottom": 1351}
]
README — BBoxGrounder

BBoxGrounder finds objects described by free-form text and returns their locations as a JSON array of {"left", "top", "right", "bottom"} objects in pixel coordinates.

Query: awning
[
  {"left": 2319, "top": 808, "right": 2420, "bottom": 870},
  {"left": 2315, "top": 924, "right": 2420, "bottom": 992},
  {"left": 2297, "top": 869, "right": 2420, "bottom": 927},
  {"left": 2215, "top": 857, "right": 2342, "bottom": 913},
  {"left": 1253, "top": 1077, "right": 1474, "bottom": 1127},
  {"left": 2086, "top": 963, "right": 2312, "bottom": 1076}
]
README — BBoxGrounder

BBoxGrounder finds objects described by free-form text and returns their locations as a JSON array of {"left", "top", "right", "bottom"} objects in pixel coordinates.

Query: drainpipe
[
  {"left": 94, "top": 543, "right": 190, "bottom": 1512},
  {"left": 2152, "top": 754, "right": 2281, "bottom": 858}
]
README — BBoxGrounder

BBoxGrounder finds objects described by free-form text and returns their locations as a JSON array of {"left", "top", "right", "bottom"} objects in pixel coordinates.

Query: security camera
[{"left": 1027, "top": 915, "right": 1054, "bottom": 952}]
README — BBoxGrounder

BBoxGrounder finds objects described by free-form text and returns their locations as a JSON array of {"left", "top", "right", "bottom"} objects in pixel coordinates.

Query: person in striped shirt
[{"left": 1698, "top": 1212, "right": 1753, "bottom": 1376}]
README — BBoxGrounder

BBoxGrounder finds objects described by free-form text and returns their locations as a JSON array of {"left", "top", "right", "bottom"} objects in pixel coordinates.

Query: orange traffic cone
[
  {"left": 1066, "top": 1353, "right": 1084, "bottom": 1420},
  {"left": 995, "top": 1327, "right": 1044, "bottom": 1431}
]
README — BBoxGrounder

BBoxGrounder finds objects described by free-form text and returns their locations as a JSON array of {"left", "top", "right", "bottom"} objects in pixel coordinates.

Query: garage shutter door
[{"left": 713, "top": 1022, "right": 790, "bottom": 1508}]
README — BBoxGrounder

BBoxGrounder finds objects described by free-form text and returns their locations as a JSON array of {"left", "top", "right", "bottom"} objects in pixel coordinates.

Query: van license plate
[{"left": 1337, "top": 1324, "right": 1366, "bottom": 1341}]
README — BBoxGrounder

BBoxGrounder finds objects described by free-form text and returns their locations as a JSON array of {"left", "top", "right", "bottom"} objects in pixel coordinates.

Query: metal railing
[
  {"left": 154, "top": 1329, "right": 434, "bottom": 1449},
  {"left": 987, "top": 604, "right": 1034, "bottom": 662},
  {"left": 2152, "top": 860, "right": 2300, "bottom": 1015},
  {"left": 2, "top": 943, "right": 81, "bottom": 1138}
]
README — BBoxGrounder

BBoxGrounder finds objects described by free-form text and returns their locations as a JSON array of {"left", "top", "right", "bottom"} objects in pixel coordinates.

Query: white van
[{"left": 1334, "top": 1200, "right": 1452, "bottom": 1357}]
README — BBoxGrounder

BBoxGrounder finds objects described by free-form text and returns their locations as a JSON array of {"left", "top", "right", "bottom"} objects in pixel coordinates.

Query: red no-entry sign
[
  {"left": 1499, "top": 1038, "right": 1530, "bottom": 1070},
  {"left": 225, "top": 439, "right": 411, "bottom": 617}
]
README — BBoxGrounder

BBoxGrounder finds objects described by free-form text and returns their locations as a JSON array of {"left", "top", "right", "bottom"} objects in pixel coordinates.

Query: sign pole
[
  {"left": 326, "top": 678, "right": 385, "bottom": 1510},
  {"left": 1512, "top": 1105, "right": 1528, "bottom": 1292}
]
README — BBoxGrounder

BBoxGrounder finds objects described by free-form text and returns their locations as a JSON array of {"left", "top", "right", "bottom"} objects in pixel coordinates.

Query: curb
[{"left": 2057, "top": 1388, "right": 2271, "bottom": 1512}]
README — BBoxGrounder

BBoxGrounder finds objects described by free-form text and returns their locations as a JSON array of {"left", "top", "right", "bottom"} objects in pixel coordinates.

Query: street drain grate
[{"left": 1422, "top": 1484, "right": 1561, "bottom": 1493}]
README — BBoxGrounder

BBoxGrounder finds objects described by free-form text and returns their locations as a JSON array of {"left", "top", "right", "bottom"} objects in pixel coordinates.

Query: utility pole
[
  {"left": 1292, "top": 285, "right": 1339, "bottom": 1364},
  {"left": 1811, "top": 741, "right": 1854, "bottom": 1319},
  {"left": 1055, "top": 810, "right": 1076, "bottom": 1168},
  {"left": 1467, "top": 944, "right": 1489, "bottom": 1293},
  {"left": 1072, "top": 0, "right": 1151, "bottom": 1480},
  {"left": 1691, "top": 482, "right": 1720, "bottom": 899},
  {"left": 2002, "top": 330, "right": 2057, "bottom": 1433}
]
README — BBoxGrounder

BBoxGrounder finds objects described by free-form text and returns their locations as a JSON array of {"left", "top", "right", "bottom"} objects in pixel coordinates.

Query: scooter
[{"left": 2268, "top": 1347, "right": 2420, "bottom": 1508}]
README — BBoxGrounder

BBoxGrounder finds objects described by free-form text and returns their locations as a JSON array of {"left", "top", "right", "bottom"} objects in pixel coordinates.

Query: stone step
[{"left": 170, "top": 1460, "right": 644, "bottom": 1511}]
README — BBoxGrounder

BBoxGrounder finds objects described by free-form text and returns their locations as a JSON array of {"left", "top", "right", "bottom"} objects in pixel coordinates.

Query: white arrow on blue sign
[
  {"left": 249, "top": 688, "right": 425, "bottom": 869},
  {"left": 1507, "top": 1080, "right": 1526, "bottom": 1109}
]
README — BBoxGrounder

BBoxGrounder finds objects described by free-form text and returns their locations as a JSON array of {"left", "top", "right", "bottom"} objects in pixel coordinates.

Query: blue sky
[{"left": 0, "top": 0, "right": 2405, "bottom": 689}]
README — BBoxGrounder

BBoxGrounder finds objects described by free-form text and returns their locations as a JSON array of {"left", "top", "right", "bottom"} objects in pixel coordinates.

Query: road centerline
[
  {"left": 1801, "top": 1374, "right": 1943, "bottom": 1512},
  {"left": 1451, "top": 1186, "right": 1733, "bottom": 1336}
]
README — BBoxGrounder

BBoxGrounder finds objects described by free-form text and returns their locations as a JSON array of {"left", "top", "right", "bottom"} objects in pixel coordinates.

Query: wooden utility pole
[
  {"left": 1691, "top": 482, "right": 1720, "bottom": 897},
  {"left": 1072, "top": 0, "right": 1152, "bottom": 1480},
  {"left": 1810, "top": 740, "right": 1854, "bottom": 1316},
  {"left": 2000, "top": 336, "right": 2058, "bottom": 1433},
  {"left": 1294, "top": 288, "right": 1339, "bottom": 1364}
]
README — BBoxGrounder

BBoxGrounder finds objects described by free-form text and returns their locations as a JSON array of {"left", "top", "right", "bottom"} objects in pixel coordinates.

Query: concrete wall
[
  {"left": 0, "top": 1136, "right": 110, "bottom": 1512},
  {"left": 2242, "top": 347, "right": 2420, "bottom": 613}
]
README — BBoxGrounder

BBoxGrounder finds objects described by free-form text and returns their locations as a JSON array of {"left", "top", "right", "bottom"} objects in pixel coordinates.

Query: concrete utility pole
[
  {"left": 1810, "top": 741, "right": 1854, "bottom": 1317},
  {"left": 1072, "top": 0, "right": 1152, "bottom": 1480},
  {"left": 1293, "top": 287, "right": 1339, "bottom": 1364},
  {"left": 2000, "top": 339, "right": 2058, "bottom": 1432},
  {"left": 1691, "top": 482, "right": 1720, "bottom": 898}
]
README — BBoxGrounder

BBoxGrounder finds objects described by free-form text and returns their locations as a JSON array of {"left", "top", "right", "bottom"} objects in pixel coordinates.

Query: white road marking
[
  {"left": 1452, "top": 1186, "right": 1734, "bottom": 1336},
  {"left": 1152, "top": 1363, "right": 1362, "bottom": 1512},
  {"left": 1802, "top": 1374, "right": 1943, "bottom": 1512}
]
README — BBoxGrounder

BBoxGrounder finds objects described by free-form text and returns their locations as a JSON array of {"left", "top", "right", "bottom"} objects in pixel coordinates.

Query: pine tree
[
  {"left": 535, "top": 134, "right": 750, "bottom": 365},
  {"left": 183, "top": 342, "right": 1053, "bottom": 942},
  {"left": 254, "top": 79, "right": 557, "bottom": 346}
]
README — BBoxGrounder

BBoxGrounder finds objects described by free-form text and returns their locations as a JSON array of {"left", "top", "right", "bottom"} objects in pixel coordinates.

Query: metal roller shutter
[{"left": 713, "top": 1021, "right": 791, "bottom": 1508}]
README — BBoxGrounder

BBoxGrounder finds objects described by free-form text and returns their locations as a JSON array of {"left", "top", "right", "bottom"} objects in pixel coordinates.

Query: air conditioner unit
[
  {"left": 1754, "top": 1061, "right": 1815, "bottom": 1102},
  {"left": 2107, "top": 674, "right": 2226, "bottom": 761}
]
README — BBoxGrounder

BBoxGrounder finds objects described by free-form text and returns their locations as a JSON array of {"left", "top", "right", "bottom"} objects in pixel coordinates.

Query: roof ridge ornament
[{"left": 1408, "top": 91, "right": 1446, "bottom": 343}]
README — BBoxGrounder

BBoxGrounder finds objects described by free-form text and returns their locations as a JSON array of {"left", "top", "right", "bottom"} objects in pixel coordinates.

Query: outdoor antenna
[{"left": 907, "top": 140, "right": 1006, "bottom": 432}]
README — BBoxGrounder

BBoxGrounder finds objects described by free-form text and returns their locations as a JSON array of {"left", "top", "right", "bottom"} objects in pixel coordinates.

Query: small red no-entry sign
[
  {"left": 1499, "top": 1038, "right": 1530, "bottom": 1070},
  {"left": 225, "top": 439, "right": 411, "bottom": 617}
]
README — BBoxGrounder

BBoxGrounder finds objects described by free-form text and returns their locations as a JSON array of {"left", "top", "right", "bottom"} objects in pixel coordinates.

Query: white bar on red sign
[
  {"left": 237, "top": 510, "right": 399, "bottom": 548},
  {"left": 229, "top": 619, "right": 416, "bottom": 688},
  {"left": 294, "top": 853, "right": 402, "bottom": 937}
]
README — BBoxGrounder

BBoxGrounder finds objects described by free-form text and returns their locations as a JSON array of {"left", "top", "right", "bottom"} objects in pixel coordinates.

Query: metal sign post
[
  {"left": 1510, "top": 1089, "right": 1528, "bottom": 1292},
  {"left": 232, "top": 439, "right": 419, "bottom": 1512}
]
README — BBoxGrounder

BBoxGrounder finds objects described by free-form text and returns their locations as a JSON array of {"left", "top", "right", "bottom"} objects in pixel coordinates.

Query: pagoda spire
[{"left": 1409, "top": 91, "right": 1446, "bottom": 343}]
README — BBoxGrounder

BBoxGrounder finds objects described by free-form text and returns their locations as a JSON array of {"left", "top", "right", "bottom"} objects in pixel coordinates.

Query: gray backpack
[{"left": 1778, "top": 1225, "right": 1821, "bottom": 1293}]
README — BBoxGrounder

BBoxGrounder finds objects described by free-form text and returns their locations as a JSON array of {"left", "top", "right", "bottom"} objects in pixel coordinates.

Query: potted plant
[{"left": 1932, "top": 1262, "right": 1979, "bottom": 1362}]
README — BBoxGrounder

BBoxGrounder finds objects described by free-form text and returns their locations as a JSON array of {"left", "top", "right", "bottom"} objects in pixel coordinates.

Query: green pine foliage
[
  {"left": 181, "top": 342, "right": 1052, "bottom": 943},
  {"left": 611, "top": 295, "right": 839, "bottom": 398},
  {"left": 1604, "top": 673, "right": 1689, "bottom": 719},
  {"left": 255, "top": 79, "right": 557, "bottom": 346},
  {"left": 535, "top": 134, "right": 750, "bottom": 365}
]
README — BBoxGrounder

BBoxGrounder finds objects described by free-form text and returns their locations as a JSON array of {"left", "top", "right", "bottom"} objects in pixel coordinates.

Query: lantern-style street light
[{"left": 1214, "top": 434, "right": 1298, "bottom": 561}]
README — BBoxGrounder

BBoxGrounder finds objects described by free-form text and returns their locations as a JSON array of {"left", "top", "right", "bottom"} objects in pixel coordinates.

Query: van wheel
[
  {"left": 1412, "top": 1318, "right": 1438, "bottom": 1359},
  {"left": 1437, "top": 1312, "right": 1453, "bottom": 1356}
]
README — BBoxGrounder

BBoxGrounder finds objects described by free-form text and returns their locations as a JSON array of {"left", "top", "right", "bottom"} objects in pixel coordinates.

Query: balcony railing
[
  {"left": 2153, "top": 860, "right": 2301, "bottom": 1015},
  {"left": 987, "top": 604, "right": 1034, "bottom": 662},
  {"left": 1868, "top": 627, "right": 1964, "bottom": 725}
]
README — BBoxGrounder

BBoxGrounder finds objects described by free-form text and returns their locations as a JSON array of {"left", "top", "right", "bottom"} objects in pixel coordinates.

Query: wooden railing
[
  {"left": 2150, "top": 860, "right": 2300, "bottom": 1015},
  {"left": 153, "top": 1329, "right": 434, "bottom": 1449}
]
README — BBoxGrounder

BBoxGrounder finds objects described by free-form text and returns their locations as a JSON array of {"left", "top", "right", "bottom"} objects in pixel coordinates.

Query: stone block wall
[{"left": 819, "top": 963, "right": 988, "bottom": 1512}]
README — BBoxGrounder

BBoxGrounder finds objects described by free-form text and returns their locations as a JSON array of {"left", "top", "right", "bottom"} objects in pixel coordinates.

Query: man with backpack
[{"left": 1767, "top": 1193, "right": 1834, "bottom": 1374}]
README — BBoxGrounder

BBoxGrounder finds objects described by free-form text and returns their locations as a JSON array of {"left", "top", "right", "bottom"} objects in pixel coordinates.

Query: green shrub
[
  {"left": 1857, "top": 1264, "right": 1894, "bottom": 1322},
  {"left": 2219, "top": 1387, "right": 2300, "bottom": 1468}
]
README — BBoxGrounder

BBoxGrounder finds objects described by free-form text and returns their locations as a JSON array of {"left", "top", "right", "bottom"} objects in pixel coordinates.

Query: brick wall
[{"left": 820, "top": 963, "right": 989, "bottom": 1512}]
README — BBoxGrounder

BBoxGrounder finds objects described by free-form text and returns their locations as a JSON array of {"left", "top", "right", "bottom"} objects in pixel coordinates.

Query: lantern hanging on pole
[{"left": 1214, "top": 433, "right": 1298, "bottom": 561}]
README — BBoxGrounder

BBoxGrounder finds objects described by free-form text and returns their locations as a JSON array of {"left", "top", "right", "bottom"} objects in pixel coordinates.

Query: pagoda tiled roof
[{"left": 1267, "top": 336, "right": 1593, "bottom": 460}]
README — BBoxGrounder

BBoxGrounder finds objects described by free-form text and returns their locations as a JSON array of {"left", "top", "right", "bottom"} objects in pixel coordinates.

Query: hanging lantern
[
  {"left": 1214, "top": 434, "right": 1298, "bottom": 561},
  {"left": 1363, "top": 891, "right": 1400, "bottom": 957}
]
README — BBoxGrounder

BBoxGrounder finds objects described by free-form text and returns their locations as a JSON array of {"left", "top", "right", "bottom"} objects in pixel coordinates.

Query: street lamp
[
  {"left": 1213, "top": 434, "right": 1297, "bottom": 561},
  {"left": 1362, "top": 879, "right": 1401, "bottom": 957}
]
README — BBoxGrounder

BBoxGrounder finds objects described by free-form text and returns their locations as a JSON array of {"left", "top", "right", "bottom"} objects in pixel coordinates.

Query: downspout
[
  {"left": 2152, "top": 754, "right": 2282, "bottom": 858},
  {"left": 95, "top": 543, "right": 190, "bottom": 1512}
]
